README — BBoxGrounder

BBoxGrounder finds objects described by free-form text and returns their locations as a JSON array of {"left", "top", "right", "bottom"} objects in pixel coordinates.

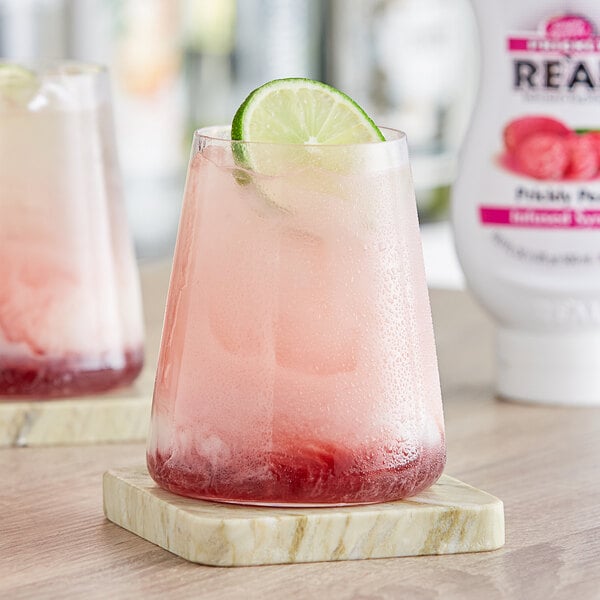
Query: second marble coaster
[
  {"left": 0, "top": 383, "right": 151, "bottom": 447},
  {"left": 103, "top": 467, "right": 505, "bottom": 567}
]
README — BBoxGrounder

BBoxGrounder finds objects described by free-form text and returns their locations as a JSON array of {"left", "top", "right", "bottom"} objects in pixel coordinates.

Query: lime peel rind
[
  {"left": 0, "top": 63, "right": 39, "bottom": 106},
  {"left": 229, "top": 78, "right": 387, "bottom": 214},
  {"left": 232, "top": 78, "right": 384, "bottom": 144},
  {"left": 231, "top": 78, "right": 384, "bottom": 175}
]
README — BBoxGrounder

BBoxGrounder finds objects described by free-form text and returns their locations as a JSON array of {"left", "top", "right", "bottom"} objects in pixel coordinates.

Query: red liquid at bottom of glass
[
  {"left": 147, "top": 439, "right": 446, "bottom": 505},
  {"left": 0, "top": 348, "right": 144, "bottom": 399}
]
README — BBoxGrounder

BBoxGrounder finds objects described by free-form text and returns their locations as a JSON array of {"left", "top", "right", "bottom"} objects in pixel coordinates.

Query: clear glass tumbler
[
  {"left": 0, "top": 62, "right": 144, "bottom": 398},
  {"left": 147, "top": 126, "right": 445, "bottom": 505}
]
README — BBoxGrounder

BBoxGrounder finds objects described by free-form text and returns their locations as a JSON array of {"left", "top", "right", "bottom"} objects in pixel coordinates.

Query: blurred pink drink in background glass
[
  {"left": 0, "top": 63, "right": 144, "bottom": 398},
  {"left": 148, "top": 127, "right": 445, "bottom": 505}
]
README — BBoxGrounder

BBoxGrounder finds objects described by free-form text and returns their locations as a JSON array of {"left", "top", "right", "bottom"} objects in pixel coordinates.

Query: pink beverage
[
  {"left": 0, "top": 63, "right": 144, "bottom": 398},
  {"left": 148, "top": 127, "right": 445, "bottom": 505}
]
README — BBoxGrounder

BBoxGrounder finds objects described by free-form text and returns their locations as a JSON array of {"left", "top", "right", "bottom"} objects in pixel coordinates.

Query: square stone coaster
[
  {"left": 0, "top": 380, "right": 151, "bottom": 447},
  {"left": 103, "top": 467, "right": 505, "bottom": 566}
]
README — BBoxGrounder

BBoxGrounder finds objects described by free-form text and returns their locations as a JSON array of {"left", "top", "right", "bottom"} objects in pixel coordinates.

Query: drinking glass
[
  {"left": 0, "top": 62, "right": 144, "bottom": 398},
  {"left": 147, "top": 126, "right": 445, "bottom": 505}
]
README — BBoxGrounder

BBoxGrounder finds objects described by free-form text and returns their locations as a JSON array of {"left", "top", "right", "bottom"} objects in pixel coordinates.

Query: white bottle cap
[{"left": 496, "top": 327, "right": 600, "bottom": 406}]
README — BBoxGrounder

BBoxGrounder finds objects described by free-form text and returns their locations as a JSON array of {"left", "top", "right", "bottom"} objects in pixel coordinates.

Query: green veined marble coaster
[
  {"left": 103, "top": 467, "right": 505, "bottom": 566},
  {"left": 0, "top": 385, "right": 151, "bottom": 447}
]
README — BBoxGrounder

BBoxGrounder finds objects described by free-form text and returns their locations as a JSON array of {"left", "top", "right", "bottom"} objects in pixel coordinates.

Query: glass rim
[
  {"left": 0, "top": 60, "right": 107, "bottom": 78},
  {"left": 193, "top": 125, "right": 407, "bottom": 148}
]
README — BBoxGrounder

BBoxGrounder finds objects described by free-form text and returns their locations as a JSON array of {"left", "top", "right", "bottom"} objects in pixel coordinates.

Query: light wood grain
[{"left": 1, "top": 263, "right": 599, "bottom": 599}]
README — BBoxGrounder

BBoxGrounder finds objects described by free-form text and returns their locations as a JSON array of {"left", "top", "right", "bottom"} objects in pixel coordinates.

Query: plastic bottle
[{"left": 453, "top": 1, "right": 600, "bottom": 406}]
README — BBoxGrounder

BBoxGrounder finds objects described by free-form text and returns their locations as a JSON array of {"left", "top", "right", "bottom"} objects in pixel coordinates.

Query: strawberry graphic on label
[
  {"left": 513, "top": 132, "right": 570, "bottom": 180},
  {"left": 566, "top": 135, "right": 599, "bottom": 180},
  {"left": 500, "top": 115, "right": 600, "bottom": 181},
  {"left": 504, "top": 116, "right": 570, "bottom": 154}
]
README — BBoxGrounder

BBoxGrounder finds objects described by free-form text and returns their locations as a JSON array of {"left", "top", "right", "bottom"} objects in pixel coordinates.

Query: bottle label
[
  {"left": 459, "top": 13, "right": 600, "bottom": 281},
  {"left": 473, "top": 12, "right": 600, "bottom": 271},
  {"left": 453, "top": 8, "right": 600, "bottom": 330}
]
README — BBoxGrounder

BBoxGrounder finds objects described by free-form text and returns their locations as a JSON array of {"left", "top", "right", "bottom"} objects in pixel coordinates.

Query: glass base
[
  {"left": 147, "top": 442, "right": 446, "bottom": 506},
  {"left": 0, "top": 348, "right": 144, "bottom": 399},
  {"left": 179, "top": 497, "right": 384, "bottom": 509}
]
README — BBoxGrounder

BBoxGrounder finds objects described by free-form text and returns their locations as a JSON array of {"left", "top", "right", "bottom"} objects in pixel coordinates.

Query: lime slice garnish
[
  {"left": 0, "top": 63, "right": 39, "bottom": 106},
  {"left": 231, "top": 78, "right": 384, "bottom": 175}
]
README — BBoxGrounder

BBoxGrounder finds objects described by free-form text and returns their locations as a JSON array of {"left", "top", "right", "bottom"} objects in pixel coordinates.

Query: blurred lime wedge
[
  {"left": 0, "top": 63, "right": 39, "bottom": 106},
  {"left": 231, "top": 78, "right": 384, "bottom": 175}
]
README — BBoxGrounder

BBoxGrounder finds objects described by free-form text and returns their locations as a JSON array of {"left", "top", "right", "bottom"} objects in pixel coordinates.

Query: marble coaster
[
  {"left": 0, "top": 384, "right": 151, "bottom": 447},
  {"left": 103, "top": 467, "right": 505, "bottom": 566}
]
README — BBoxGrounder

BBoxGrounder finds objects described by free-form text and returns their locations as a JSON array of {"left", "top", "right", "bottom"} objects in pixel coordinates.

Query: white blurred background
[{"left": 0, "top": 0, "right": 474, "bottom": 287}]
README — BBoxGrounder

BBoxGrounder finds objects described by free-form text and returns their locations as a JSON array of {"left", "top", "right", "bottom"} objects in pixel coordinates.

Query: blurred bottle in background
[
  {"left": 182, "top": 0, "right": 236, "bottom": 132},
  {"left": 70, "top": 0, "right": 185, "bottom": 260},
  {"left": 233, "top": 0, "right": 323, "bottom": 95},
  {"left": 0, "top": 0, "right": 69, "bottom": 60},
  {"left": 328, "top": 0, "right": 478, "bottom": 221},
  {"left": 183, "top": 0, "right": 323, "bottom": 128}
]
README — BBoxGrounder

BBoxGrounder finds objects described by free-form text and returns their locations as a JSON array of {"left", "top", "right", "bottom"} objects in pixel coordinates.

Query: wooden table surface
[{"left": 1, "top": 262, "right": 599, "bottom": 600}]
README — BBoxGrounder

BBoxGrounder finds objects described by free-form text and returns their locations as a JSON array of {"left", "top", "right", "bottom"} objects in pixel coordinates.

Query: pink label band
[
  {"left": 507, "top": 37, "right": 600, "bottom": 53},
  {"left": 508, "top": 15, "right": 598, "bottom": 53},
  {"left": 479, "top": 206, "right": 600, "bottom": 228}
]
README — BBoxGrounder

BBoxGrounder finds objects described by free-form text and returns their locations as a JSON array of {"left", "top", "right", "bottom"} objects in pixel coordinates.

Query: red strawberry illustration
[
  {"left": 504, "top": 116, "right": 570, "bottom": 154},
  {"left": 513, "top": 132, "right": 570, "bottom": 180},
  {"left": 583, "top": 131, "right": 600, "bottom": 154},
  {"left": 565, "top": 134, "right": 599, "bottom": 180}
]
